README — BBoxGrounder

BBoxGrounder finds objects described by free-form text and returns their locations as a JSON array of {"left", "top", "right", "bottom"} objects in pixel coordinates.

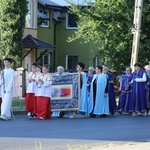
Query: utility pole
[{"left": 130, "top": 0, "right": 144, "bottom": 70}]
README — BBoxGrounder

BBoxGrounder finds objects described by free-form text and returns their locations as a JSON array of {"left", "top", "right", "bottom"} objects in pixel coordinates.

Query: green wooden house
[
  {"left": 37, "top": 0, "right": 99, "bottom": 72},
  {"left": 23, "top": 0, "right": 99, "bottom": 72}
]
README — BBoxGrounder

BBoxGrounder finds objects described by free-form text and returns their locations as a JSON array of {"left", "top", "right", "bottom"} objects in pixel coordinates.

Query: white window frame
[
  {"left": 66, "top": 12, "right": 78, "bottom": 30},
  {"left": 42, "top": 53, "right": 50, "bottom": 65},
  {"left": 40, "top": 10, "right": 50, "bottom": 28},
  {"left": 66, "top": 54, "right": 79, "bottom": 70},
  {"left": 25, "top": 0, "right": 33, "bottom": 28},
  {"left": 33, "top": 0, "right": 37, "bottom": 29}
]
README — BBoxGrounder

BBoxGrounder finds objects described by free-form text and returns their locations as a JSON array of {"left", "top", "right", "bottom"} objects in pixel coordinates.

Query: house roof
[
  {"left": 38, "top": 0, "right": 61, "bottom": 7},
  {"left": 38, "top": 0, "right": 94, "bottom": 7},
  {"left": 22, "top": 34, "right": 55, "bottom": 49}
]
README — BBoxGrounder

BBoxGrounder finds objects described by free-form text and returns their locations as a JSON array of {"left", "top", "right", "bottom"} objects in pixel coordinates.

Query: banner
[{"left": 51, "top": 73, "right": 80, "bottom": 111}]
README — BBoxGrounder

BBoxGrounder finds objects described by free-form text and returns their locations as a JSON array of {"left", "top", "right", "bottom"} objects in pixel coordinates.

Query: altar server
[
  {"left": 25, "top": 63, "right": 41, "bottom": 118},
  {"left": 35, "top": 64, "right": 54, "bottom": 120},
  {"left": 0, "top": 58, "right": 14, "bottom": 120}
]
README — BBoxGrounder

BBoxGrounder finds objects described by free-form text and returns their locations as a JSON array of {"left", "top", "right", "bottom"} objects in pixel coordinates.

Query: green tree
[
  {"left": 0, "top": 0, "right": 28, "bottom": 68},
  {"left": 138, "top": 0, "right": 150, "bottom": 64},
  {"left": 67, "top": 0, "right": 150, "bottom": 72}
]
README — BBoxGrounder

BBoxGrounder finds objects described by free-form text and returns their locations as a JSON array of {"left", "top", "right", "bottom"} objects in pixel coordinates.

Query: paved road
[{"left": 0, "top": 114, "right": 150, "bottom": 150}]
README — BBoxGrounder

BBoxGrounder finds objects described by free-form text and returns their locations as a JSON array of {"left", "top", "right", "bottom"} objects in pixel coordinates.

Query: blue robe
[
  {"left": 146, "top": 70, "right": 150, "bottom": 105},
  {"left": 93, "top": 73, "right": 109, "bottom": 115},
  {"left": 79, "top": 72, "right": 88, "bottom": 113},
  {"left": 128, "top": 69, "right": 148, "bottom": 113},
  {"left": 107, "top": 72, "right": 117, "bottom": 112},
  {"left": 118, "top": 75, "right": 132, "bottom": 112},
  {"left": 88, "top": 74, "right": 98, "bottom": 114},
  {"left": 86, "top": 74, "right": 94, "bottom": 93}
]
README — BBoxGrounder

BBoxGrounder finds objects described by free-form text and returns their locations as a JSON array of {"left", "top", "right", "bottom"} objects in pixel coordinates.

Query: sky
[{"left": 49, "top": 0, "right": 95, "bottom": 6}]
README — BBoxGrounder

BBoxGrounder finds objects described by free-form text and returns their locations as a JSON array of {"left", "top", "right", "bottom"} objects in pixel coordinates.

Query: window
[
  {"left": 66, "top": 55, "right": 79, "bottom": 72},
  {"left": 66, "top": 12, "right": 79, "bottom": 29},
  {"left": 26, "top": 0, "right": 32, "bottom": 28},
  {"left": 40, "top": 10, "right": 50, "bottom": 28},
  {"left": 41, "top": 53, "right": 50, "bottom": 66},
  {"left": 25, "top": 0, "right": 37, "bottom": 28},
  {"left": 33, "top": 0, "right": 37, "bottom": 28}
]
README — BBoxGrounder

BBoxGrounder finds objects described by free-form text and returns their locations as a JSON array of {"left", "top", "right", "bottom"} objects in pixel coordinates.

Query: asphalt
[{"left": 0, "top": 114, "right": 150, "bottom": 150}]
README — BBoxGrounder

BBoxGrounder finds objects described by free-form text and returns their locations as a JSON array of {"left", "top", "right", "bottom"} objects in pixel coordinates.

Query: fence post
[{"left": 16, "top": 67, "right": 26, "bottom": 98}]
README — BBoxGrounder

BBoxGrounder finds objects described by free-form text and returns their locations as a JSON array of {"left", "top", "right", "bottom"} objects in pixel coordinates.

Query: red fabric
[
  {"left": 36, "top": 96, "right": 51, "bottom": 119},
  {"left": 24, "top": 93, "right": 36, "bottom": 113},
  {"left": 61, "top": 89, "right": 71, "bottom": 96},
  {"left": 33, "top": 96, "right": 37, "bottom": 114},
  {"left": 0, "top": 98, "right": 2, "bottom": 107}
]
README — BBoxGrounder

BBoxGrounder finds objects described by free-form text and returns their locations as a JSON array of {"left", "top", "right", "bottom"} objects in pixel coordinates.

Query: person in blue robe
[
  {"left": 118, "top": 67, "right": 132, "bottom": 114},
  {"left": 93, "top": 66, "right": 109, "bottom": 117},
  {"left": 129, "top": 62, "right": 148, "bottom": 116},
  {"left": 144, "top": 63, "right": 150, "bottom": 113},
  {"left": 88, "top": 66, "right": 102, "bottom": 117},
  {"left": 70, "top": 62, "right": 88, "bottom": 118},
  {"left": 103, "top": 65, "right": 117, "bottom": 115},
  {"left": 86, "top": 66, "right": 94, "bottom": 94}
]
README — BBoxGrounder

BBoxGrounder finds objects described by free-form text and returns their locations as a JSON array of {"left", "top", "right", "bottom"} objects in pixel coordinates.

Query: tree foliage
[
  {"left": 0, "top": 0, "right": 28, "bottom": 68},
  {"left": 67, "top": 0, "right": 150, "bottom": 72}
]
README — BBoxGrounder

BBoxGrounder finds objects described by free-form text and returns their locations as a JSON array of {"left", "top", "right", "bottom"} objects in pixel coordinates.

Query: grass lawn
[{"left": 12, "top": 98, "right": 25, "bottom": 111}]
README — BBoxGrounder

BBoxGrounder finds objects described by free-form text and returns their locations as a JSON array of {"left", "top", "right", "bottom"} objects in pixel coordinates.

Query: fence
[{"left": 13, "top": 68, "right": 27, "bottom": 99}]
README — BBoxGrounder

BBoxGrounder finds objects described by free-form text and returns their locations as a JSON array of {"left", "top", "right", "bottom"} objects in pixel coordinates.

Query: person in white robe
[
  {"left": 24, "top": 63, "right": 41, "bottom": 118},
  {"left": 35, "top": 64, "right": 54, "bottom": 120},
  {"left": 0, "top": 58, "right": 14, "bottom": 120}
]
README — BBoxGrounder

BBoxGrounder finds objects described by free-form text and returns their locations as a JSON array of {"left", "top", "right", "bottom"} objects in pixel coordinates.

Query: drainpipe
[{"left": 53, "top": 22, "right": 58, "bottom": 72}]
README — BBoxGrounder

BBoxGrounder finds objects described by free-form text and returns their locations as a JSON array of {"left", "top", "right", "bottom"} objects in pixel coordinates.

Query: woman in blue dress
[
  {"left": 128, "top": 62, "right": 148, "bottom": 116},
  {"left": 118, "top": 67, "right": 132, "bottom": 114},
  {"left": 93, "top": 66, "right": 109, "bottom": 117},
  {"left": 88, "top": 66, "right": 102, "bottom": 117}
]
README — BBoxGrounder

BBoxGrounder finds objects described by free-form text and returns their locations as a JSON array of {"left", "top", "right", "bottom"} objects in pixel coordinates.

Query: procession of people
[{"left": 0, "top": 58, "right": 150, "bottom": 121}]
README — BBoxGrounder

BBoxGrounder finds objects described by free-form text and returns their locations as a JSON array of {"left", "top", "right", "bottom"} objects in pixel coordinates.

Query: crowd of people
[
  {"left": 86, "top": 62, "right": 150, "bottom": 117},
  {"left": 0, "top": 58, "right": 150, "bottom": 121}
]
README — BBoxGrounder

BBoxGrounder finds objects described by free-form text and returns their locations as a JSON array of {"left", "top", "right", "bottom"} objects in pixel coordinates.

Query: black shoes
[
  {"left": 100, "top": 114, "right": 107, "bottom": 118},
  {"left": 59, "top": 112, "right": 65, "bottom": 118}
]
